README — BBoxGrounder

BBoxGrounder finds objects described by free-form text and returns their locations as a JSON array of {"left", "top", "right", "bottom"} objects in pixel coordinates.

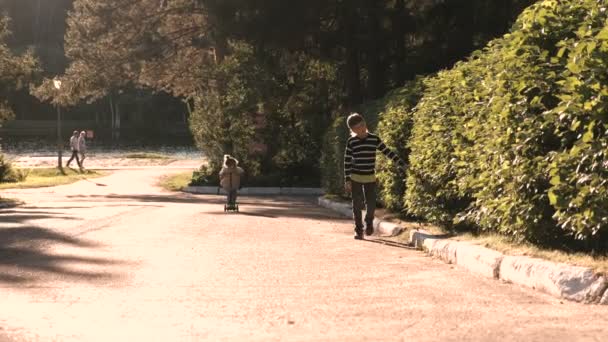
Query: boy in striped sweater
[{"left": 344, "top": 113, "right": 407, "bottom": 240}]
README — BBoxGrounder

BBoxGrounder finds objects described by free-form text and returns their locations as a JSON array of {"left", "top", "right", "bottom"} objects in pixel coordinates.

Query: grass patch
[
  {"left": 123, "top": 152, "right": 170, "bottom": 159},
  {"left": 158, "top": 172, "right": 192, "bottom": 192},
  {"left": 0, "top": 168, "right": 107, "bottom": 190}
]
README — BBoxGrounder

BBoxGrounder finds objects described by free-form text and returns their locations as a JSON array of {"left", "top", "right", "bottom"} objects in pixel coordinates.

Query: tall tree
[
  {"left": 0, "top": 15, "right": 39, "bottom": 124},
  {"left": 43, "top": 0, "right": 535, "bottom": 176}
]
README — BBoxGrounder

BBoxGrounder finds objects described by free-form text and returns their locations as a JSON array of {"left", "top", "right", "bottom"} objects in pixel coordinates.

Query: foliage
[
  {"left": 319, "top": 0, "right": 608, "bottom": 251},
  {"left": 404, "top": 69, "right": 471, "bottom": 229},
  {"left": 11, "top": 0, "right": 531, "bottom": 186},
  {"left": 0, "top": 15, "right": 39, "bottom": 123},
  {"left": 190, "top": 164, "right": 219, "bottom": 186},
  {"left": 320, "top": 116, "right": 349, "bottom": 195},
  {"left": 0, "top": 154, "right": 28, "bottom": 183},
  {"left": 375, "top": 79, "right": 425, "bottom": 211},
  {"left": 190, "top": 162, "right": 320, "bottom": 188},
  {"left": 403, "top": 0, "right": 608, "bottom": 250}
]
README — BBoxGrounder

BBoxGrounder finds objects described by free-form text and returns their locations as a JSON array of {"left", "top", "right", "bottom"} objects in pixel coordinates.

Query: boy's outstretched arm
[{"left": 377, "top": 139, "right": 407, "bottom": 171}]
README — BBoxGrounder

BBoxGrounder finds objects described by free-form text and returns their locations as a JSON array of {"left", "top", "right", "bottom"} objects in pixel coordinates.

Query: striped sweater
[{"left": 344, "top": 132, "right": 404, "bottom": 182}]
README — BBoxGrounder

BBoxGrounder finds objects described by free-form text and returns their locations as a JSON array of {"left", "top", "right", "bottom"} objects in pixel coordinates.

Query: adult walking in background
[
  {"left": 66, "top": 130, "right": 82, "bottom": 170},
  {"left": 78, "top": 131, "right": 87, "bottom": 169}
]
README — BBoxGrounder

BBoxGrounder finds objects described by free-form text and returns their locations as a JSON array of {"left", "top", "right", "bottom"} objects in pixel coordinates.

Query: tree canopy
[
  {"left": 0, "top": 0, "right": 534, "bottom": 175},
  {"left": 0, "top": 14, "right": 38, "bottom": 123}
]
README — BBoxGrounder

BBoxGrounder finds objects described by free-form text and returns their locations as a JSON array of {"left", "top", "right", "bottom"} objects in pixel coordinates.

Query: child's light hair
[{"left": 223, "top": 154, "right": 239, "bottom": 167}]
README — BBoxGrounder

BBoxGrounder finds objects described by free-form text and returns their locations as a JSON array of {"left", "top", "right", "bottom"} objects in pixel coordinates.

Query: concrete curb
[
  {"left": 185, "top": 186, "right": 324, "bottom": 196},
  {"left": 456, "top": 243, "right": 504, "bottom": 279},
  {"left": 422, "top": 238, "right": 458, "bottom": 264},
  {"left": 317, "top": 197, "right": 608, "bottom": 305},
  {"left": 317, "top": 197, "right": 404, "bottom": 237},
  {"left": 413, "top": 230, "right": 607, "bottom": 304},
  {"left": 499, "top": 256, "right": 608, "bottom": 304}
]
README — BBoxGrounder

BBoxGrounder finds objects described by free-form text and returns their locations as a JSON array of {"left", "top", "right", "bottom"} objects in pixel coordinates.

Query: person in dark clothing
[{"left": 66, "top": 130, "right": 82, "bottom": 169}]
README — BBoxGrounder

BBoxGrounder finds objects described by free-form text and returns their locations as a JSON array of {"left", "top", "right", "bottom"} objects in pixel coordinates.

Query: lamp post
[{"left": 53, "top": 78, "right": 64, "bottom": 174}]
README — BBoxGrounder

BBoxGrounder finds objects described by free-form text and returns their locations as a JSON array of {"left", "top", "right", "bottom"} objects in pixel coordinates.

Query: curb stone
[
  {"left": 455, "top": 243, "right": 503, "bottom": 279},
  {"left": 499, "top": 256, "right": 608, "bottom": 304},
  {"left": 410, "top": 229, "right": 437, "bottom": 249},
  {"left": 317, "top": 197, "right": 403, "bottom": 237},
  {"left": 318, "top": 197, "right": 351, "bottom": 217},
  {"left": 318, "top": 197, "right": 607, "bottom": 305},
  {"left": 422, "top": 239, "right": 458, "bottom": 264}
]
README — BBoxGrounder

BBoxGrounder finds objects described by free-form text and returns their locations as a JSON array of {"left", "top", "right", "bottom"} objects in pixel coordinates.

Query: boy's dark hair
[{"left": 346, "top": 113, "right": 365, "bottom": 129}]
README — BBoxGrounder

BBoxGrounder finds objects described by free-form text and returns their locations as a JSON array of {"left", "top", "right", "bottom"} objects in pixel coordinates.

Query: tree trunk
[
  {"left": 366, "top": 0, "right": 385, "bottom": 99},
  {"left": 109, "top": 94, "right": 115, "bottom": 141},
  {"left": 393, "top": 0, "right": 408, "bottom": 86},
  {"left": 342, "top": 2, "right": 362, "bottom": 106}
]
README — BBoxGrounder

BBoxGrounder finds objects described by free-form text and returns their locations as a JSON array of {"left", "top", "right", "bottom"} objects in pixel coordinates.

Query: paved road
[{"left": 0, "top": 168, "right": 606, "bottom": 342}]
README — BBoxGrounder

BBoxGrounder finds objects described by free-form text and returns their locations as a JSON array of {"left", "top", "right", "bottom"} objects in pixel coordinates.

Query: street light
[{"left": 53, "top": 78, "right": 64, "bottom": 174}]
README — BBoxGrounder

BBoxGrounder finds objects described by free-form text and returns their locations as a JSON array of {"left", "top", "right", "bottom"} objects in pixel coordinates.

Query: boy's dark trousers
[
  {"left": 227, "top": 190, "right": 238, "bottom": 205},
  {"left": 66, "top": 149, "right": 82, "bottom": 168},
  {"left": 351, "top": 180, "right": 377, "bottom": 233}
]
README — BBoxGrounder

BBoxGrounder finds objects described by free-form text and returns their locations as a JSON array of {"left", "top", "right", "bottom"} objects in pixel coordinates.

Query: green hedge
[
  {"left": 405, "top": 0, "right": 608, "bottom": 249},
  {"left": 190, "top": 164, "right": 320, "bottom": 188},
  {"left": 375, "top": 80, "right": 425, "bottom": 211},
  {"left": 322, "top": 0, "right": 608, "bottom": 251}
]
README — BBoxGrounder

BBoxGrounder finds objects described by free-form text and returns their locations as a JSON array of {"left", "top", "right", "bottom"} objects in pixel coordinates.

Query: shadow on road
[
  {"left": 0, "top": 226, "right": 125, "bottom": 285},
  {"left": 63, "top": 194, "right": 348, "bottom": 221},
  {"left": 363, "top": 238, "right": 416, "bottom": 249},
  {"left": 0, "top": 213, "right": 81, "bottom": 223}
]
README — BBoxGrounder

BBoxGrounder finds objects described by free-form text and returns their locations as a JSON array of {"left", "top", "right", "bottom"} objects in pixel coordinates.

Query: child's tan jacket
[{"left": 219, "top": 166, "right": 244, "bottom": 191}]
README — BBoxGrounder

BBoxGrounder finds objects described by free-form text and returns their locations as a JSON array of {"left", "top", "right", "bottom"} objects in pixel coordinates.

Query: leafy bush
[
  {"left": 190, "top": 164, "right": 220, "bottom": 187},
  {"left": 404, "top": 68, "right": 473, "bottom": 229},
  {"left": 542, "top": 1, "right": 608, "bottom": 247},
  {"left": 375, "top": 79, "right": 425, "bottom": 211},
  {"left": 189, "top": 43, "right": 338, "bottom": 186},
  {"left": 320, "top": 0, "right": 608, "bottom": 251},
  {"left": 320, "top": 115, "right": 349, "bottom": 195},
  {"left": 190, "top": 163, "right": 321, "bottom": 188},
  {"left": 404, "top": 0, "right": 608, "bottom": 250},
  {"left": 0, "top": 154, "right": 27, "bottom": 183}
]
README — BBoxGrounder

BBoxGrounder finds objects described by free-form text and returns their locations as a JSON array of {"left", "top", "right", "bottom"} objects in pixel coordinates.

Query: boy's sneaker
[
  {"left": 365, "top": 224, "right": 374, "bottom": 236},
  {"left": 354, "top": 228, "right": 364, "bottom": 240}
]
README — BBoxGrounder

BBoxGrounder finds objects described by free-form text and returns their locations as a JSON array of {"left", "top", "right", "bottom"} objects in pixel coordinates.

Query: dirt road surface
[{"left": 0, "top": 166, "right": 606, "bottom": 342}]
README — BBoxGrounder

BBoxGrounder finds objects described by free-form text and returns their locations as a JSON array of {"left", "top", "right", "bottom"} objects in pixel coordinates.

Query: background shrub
[{"left": 0, "top": 154, "right": 27, "bottom": 183}]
